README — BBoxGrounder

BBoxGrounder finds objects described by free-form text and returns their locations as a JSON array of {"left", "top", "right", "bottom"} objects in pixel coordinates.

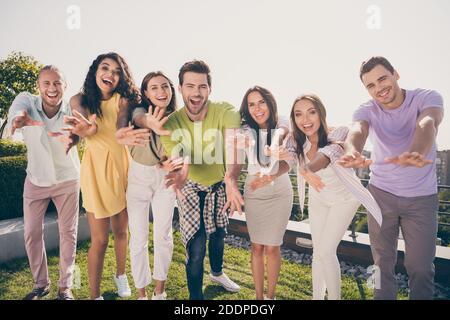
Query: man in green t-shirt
[{"left": 158, "top": 60, "right": 242, "bottom": 300}]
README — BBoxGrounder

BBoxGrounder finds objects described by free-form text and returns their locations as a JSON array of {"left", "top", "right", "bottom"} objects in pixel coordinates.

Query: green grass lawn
[{"left": 0, "top": 223, "right": 407, "bottom": 300}]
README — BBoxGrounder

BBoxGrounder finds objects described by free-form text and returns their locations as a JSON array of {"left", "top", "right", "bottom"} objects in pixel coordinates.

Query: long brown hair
[
  {"left": 139, "top": 71, "right": 176, "bottom": 115},
  {"left": 138, "top": 71, "right": 177, "bottom": 161},
  {"left": 240, "top": 86, "right": 278, "bottom": 166},
  {"left": 80, "top": 52, "right": 140, "bottom": 118},
  {"left": 290, "top": 94, "right": 329, "bottom": 161}
]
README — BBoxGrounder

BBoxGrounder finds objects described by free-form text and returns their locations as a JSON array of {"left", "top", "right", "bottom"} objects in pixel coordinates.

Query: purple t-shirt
[{"left": 353, "top": 89, "right": 443, "bottom": 197}]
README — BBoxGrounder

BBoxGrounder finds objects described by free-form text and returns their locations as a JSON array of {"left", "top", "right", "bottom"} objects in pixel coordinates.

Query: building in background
[{"left": 437, "top": 150, "right": 450, "bottom": 186}]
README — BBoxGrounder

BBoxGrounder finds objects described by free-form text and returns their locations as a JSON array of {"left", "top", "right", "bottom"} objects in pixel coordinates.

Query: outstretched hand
[
  {"left": 222, "top": 175, "right": 244, "bottom": 216},
  {"left": 11, "top": 110, "right": 44, "bottom": 134},
  {"left": 249, "top": 173, "right": 275, "bottom": 191},
  {"left": 264, "top": 144, "right": 293, "bottom": 162},
  {"left": 385, "top": 151, "right": 432, "bottom": 168},
  {"left": 337, "top": 151, "right": 372, "bottom": 168},
  {"left": 62, "top": 110, "right": 98, "bottom": 138},
  {"left": 115, "top": 126, "right": 150, "bottom": 147},
  {"left": 164, "top": 157, "right": 189, "bottom": 196},
  {"left": 158, "top": 156, "right": 185, "bottom": 172},
  {"left": 145, "top": 106, "right": 172, "bottom": 136},
  {"left": 47, "top": 131, "right": 78, "bottom": 155},
  {"left": 299, "top": 167, "right": 325, "bottom": 192}
]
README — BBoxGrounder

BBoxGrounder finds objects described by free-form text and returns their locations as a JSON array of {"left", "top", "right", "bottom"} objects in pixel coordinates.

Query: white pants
[
  {"left": 309, "top": 190, "right": 360, "bottom": 300},
  {"left": 127, "top": 160, "right": 176, "bottom": 289}
]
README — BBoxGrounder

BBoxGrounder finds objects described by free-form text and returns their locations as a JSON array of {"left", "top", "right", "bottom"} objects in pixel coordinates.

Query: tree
[
  {"left": 0, "top": 52, "right": 42, "bottom": 137},
  {"left": 439, "top": 189, "right": 450, "bottom": 202}
]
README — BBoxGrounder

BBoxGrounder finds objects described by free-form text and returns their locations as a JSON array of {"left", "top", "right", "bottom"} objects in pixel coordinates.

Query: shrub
[
  {"left": 0, "top": 139, "right": 27, "bottom": 157},
  {"left": 355, "top": 215, "right": 369, "bottom": 233},
  {"left": 0, "top": 155, "right": 27, "bottom": 220},
  {"left": 77, "top": 139, "right": 86, "bottom": 160},
  {"left": 0, "top": 138, "right": 85, "bottom": 221}
]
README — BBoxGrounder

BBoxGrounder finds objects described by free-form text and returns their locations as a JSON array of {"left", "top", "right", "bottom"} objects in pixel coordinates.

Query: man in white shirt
[{"left": 7, "top": 65, "right": 80, "bottom": 300}]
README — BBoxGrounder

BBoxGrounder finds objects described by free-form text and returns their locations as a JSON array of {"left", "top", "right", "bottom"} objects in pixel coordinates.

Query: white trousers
[
  {"left": 309, "top": 190, "right": 360, "bottom": 300},
  {"left": 127, "top": 160, "right": 176, "bottom": 289}
]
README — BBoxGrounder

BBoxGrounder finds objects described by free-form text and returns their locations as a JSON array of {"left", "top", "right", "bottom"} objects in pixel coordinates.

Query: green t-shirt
[{"left": 160, "top": 101, "right": 241, "bottom": 187}]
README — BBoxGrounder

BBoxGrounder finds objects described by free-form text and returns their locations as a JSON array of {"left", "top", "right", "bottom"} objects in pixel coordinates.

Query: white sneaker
[
  {"left": 151, "top": 291, "right": 167, "bottom": 300},
  {"left": 113, "top": 274, "right": 131, "bottom": 298},
  {"left": 264, "top": 295, "right": 276, "bottom": 300},
  {"left": 94, "top": 296, "right": 104, "bottom": 300},
  {"left": 137, "top": 296, "right": 148, "bottom": 300},
  {"left": 209, "top": 273, "right": 240, "bottom": 293}
]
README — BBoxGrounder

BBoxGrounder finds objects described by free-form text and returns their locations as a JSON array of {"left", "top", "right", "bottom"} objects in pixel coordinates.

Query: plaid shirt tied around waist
[{"left": 177, "top": 179, "right": 229, "bottom": 246}]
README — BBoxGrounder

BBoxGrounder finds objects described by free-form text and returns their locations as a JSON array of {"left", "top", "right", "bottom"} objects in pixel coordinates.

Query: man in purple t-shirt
[{"left": 339, "top": 56, "right": 444, "bottom": 300}]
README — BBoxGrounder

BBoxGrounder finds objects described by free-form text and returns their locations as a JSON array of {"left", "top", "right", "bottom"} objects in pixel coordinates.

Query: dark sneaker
[
  {"left": 23, "top": 284, "right": 50, "bottom": 300},
  {"left": 57, "top": 288, "right": 74, "bottom": 300}
]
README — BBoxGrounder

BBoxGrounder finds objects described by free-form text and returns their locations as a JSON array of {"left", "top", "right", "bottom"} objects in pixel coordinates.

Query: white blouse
[
  {"left": 242, "top": 116, "right": 293, "bottom": 176},
  {"left": 286, "top": 126, "right": 383, "bottom": 226}
]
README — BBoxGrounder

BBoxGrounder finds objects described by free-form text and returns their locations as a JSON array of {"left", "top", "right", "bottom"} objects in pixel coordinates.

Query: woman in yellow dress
[{"left": 65, "top": 52, "right": 148, "bottom": 300}]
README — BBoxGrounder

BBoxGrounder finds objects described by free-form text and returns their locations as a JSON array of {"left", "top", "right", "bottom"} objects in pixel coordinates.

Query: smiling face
[
  {"left": 95, "top": 58, "right": 121, "bottom": 97},
  {"left": 247, "top": 90, "right": 270, "bottom": 129},
  {"left": 179, "top": 71, "right": 211, "bottom": 120},
  {"left": 145, "top": 75, "right": 173, "bottom": 109},
  {"left": 293, "top": 98, "right": 321, "bottom": 139},
  {"left": 37, "top": 70, "right": 66, "bottom": 109},
  {"left": 361, "top": 64, "right": 403, "bottom": 109}
]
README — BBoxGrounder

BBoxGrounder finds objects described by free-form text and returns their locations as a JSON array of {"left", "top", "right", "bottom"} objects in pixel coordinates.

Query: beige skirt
[{"left": 244, "top": 173, "right": 293, "bottom": 246}]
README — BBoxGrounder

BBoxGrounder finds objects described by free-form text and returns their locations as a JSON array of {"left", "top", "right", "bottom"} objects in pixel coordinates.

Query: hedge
[
  {"left": 0, "top": 155, "right": 27, "bottom": 220},
  {"left": 0, "top": 140, "right": 27, "bottom": 157},
  {"left": 0, "top": 139, "right": 83, "bottom": 159},
  {"left": 0, "top": 138, "right": 86, "bottom": 221}
]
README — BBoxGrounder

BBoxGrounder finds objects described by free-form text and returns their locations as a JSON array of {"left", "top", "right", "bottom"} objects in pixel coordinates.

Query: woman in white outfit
[
  {"left": 238, "top": 86, "right": 293, "bottom": 300},
  {"left": 121, "top": 71, "right": 182, "bottom": 300},
  {"left": 286, "top": 94, "right": 382, "bottom": 300}
]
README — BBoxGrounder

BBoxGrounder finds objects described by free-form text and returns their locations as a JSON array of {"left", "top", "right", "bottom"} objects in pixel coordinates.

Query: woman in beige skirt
[{"left": 238, "top": 86, "right": 294, "bottom": 300}]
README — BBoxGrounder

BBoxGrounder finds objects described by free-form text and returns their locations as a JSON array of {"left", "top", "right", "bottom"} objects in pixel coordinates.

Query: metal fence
[{"left": 237, "top": 170, "right": 450, "bottom": 244}]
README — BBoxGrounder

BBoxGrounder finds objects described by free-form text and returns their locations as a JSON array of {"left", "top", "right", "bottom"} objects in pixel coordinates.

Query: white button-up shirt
[
  {"left": 286, "top": 126, "right": 382, "bottom": 226},
  {"left": 6, "top": 92, "right": 80, "bottom": 187}
]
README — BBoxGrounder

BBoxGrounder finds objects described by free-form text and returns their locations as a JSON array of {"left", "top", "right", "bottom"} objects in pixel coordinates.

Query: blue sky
[{"left": 1, "top": 0, "right": 449, "bottom": 149}]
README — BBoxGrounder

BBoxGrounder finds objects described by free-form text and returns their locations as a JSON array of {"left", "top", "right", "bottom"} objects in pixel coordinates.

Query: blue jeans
[{"left": 186, "top": 191, "right": 226, "bottom": 300}]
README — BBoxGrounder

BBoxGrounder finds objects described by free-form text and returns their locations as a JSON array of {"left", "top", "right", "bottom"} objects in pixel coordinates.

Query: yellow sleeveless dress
[{"left": 80, "top": 93, "right": 129, "bottom": 218}]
